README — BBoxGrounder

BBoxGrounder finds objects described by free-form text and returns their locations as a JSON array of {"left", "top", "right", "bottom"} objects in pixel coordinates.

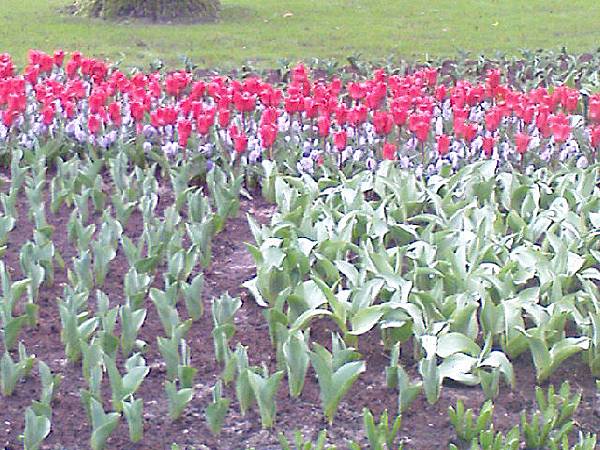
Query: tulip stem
[{"left": 520, "top": 153, "right": 524, "bottom": 174}]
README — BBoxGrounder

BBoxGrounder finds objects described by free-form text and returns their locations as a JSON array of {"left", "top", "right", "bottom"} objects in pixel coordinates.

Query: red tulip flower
[
  {"left": 565, "top": 93, "right": 579, "bottom": 113},
  {"left": 2, "top": 109, "right": 19, "bottom": 127},
  {"left": 435, "top": 84, "right": 447, "bottom": 102},
  {"left": 349, "top": 105, "right": 368, "bottom": 126},
  {"left": 304, "top": 97, "right": 318, "bottom": 119},
  {"left": 197, "top": 113, "right": 214, "bottom": 135},
  {"left": 317, "top": 115, "right": 330, "bottom": 138},
  {"left": 373, "top": 111, "right": 394, "bottom": 135},
  {"left": 348, "top": 82, "right": 366, "bottom": 101},
  {"left": 590, "top": 125, "right": 600, "bottom": 148},
  {"left": 53, "top": 50, "right": 65, "bottom": 67},
  {"left": 108, "top": 101, "right": 122, "bottom": 126},
  {"left": 589, "top": 96, "right": 600, "bottom": 124},
  {"left": 191, "top": 80, "right": 206, "bottom": 100},
  {"left": 64, "top": 101, "right": 76, "bottom": 119},
  {"left": 382, "top": 142, "right": 397, "bottom": 160},
  {"left": 482, "top": 136, "right": 496, "bottom": 157},
  {"left": 391, "top": 106, "right": 408, "bottom": 127},
  {"left": 414, "top": 121, "right": 430, "bottom": 143},
  {"left": 233, "top": 91, "right": 257, "bottom": 113},
  {"left": 88, "top": 115, "right": 101, "bottom": 135},
  {"left": 266, "top": 108, "right": 282, "bottom": 127},
  {"left": 177, "top": 119, "right": 192, "bottom": 147},
  {"left": 333, "top": 130, "right": 347, "bottom": 151},
  {"left": 260, "top": 123, "right": 278, "bottom": 149},
  {"left": 42, "top": 106, "right": 55, "bottom": 126},
  {"left": 463, "top": 123, "right": 478, "bottom": 143},
  {"left": 335, "top": 104, "right": 349, "bottom": 126},
  {"left": 234, "top": 134, "right": 248, "bottom": 154},
  {"left": 515, "top": 132, "right": 531, "bottom": 154},
  {"left": 485, "top": 108, "right": 501, "bottom": 132},
  {"left": 218, "top": 109, "right": 230, "bottom": 128},
  {"left": 130, "top": 101, "right": 146, "bottom": 123},
  {"left": 284, "top": 94, "right": 302, "bottom": 114},
  {"left": 436, "top": 134, "right": 450, "bottom": 156},
  {"left": 522, "top": 105, "right": 535, "bottom": 125},
  {"left": 486, "top": 69, "right": 501, "bottom": 89},
  {"left": 424, "top": 68, "right": 437, "bottom": 87},
  {"left": 552, "top": 123, "right": 571, "bottom": 143}
]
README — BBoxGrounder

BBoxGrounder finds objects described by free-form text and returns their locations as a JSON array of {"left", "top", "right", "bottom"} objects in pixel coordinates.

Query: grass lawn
[{"left": 1, "top": 0, "right": 600, "bottom": 69}]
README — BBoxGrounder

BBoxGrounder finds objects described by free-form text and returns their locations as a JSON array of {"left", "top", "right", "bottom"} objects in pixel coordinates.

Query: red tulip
[
  {"left": 373, "top": 111, "right": 394, "bottom": 135},
  {"left": 228, "top": 124, "right": 240, "bottom": 139},
  {"left": 2, "top": 109, "right": 18, "bottom": 127},
  {"left": 335, "top": 103, "right": 349, "bottom": 125},
  {"left": 53, "top": 50, "right": 65, "bottom": 67},
  {"left": 549, "top": 113, "right": 571, "bottom": 143},
  {"left": 304, "top": 97, "right": 318, "bottom": 119},
  {"left": 64, "top": 101, "right": 76, "bottom": 119},
  {"left": 590, "top": 126, "right": 600, "bottom": 148},
  {"left": 218, "top": 108, "right": 230, "bottom": 128},
  {"left": 482, "top": 136, "right": 496, "bottom": 157},
  {"left": 42, "top": 106, "right": 55, "bottom": 126},
  {"left": 522, "top": 105, "right": 535, "bottom": 125},
  {"left": 108, "top": 102, "right": 122, "bottom": 126},
  {"left": 414, "top": 121, "right": 430, "bottom": 143},
  {"left": 485, "top": 108, "right": 501, "bottom": 132},
  {"left": 348, "top": 82, "right": 366, "bottom": 101},
  {"left": 374, "top": 68, "right": 387, "bottom": 83},
  {"left": 291, "top": 63, "right": 308, "bottom": 84},
  {"left": 284, "top": 94, "right": 302, "bottom": 114},
  {"left": 261, "top": 107, "right": 278, "bottom": 126},
  {"left": 260, "top": 87, "right": 283, "bottom": 107},
  {"left": 130, "top": 101, "right": 146, "bottom": 122},
  {"left": 391, "top": 106, "right": 408, "bottom": 126},
  {"left": 65, "top": 59, "right": 78, "bottom": 78},
  {"left": 349, "top": 105, "right": 368, "bottom": 126},
  {"left": 435, "top": 84, "right": 447, "bottom": 102},
  {"left": 88, "top": 115, "right": 101, "bottom": 135},
  {"left": 260, "top": 123, "right": 278, "bottom": 149},
  {"left": 408, "top": 113, "right": 432, "bottom": 139},
  {"left": 486, "top": 69, "right": 501, "bottom": 89},
  {"left": 424, "top": 68, "right": 437, "bottom": 87},
  {"left": 177, "top": 119, "right": 192, "bottom": 147},
  {"left": 234, "top": 134, "right": 248, "bottom": 154},
  {"left": 565, "top": 93, "right": 579, "bottom": 113},
  {"left": 514, "top": 132, "right": 531, "bottom": 154},
  {"left": 317, "top": 115, "right": 330, "bottom": 138},
  {"left": 589, "top": 96, "right": 600, "bottom": 124},
  {"left": 382, "top": 142, "right": 396, "bottom": 160},
  {"left": 436, "top": 134, "right": 450, "bottom": 156},
  {"left": 197, "top": 114, "right": 213, "bottom": 135},
  {"left": 0, "top": 53, "right": 15, "bottom": 78},
  {"left": 463, "top": 123, "right": 478, "bottom": 143},
  {"left": 333, "top": 130, "right": 347, "bottom": 151},
  {"left": 233, "top": 91, "right": 257, "bottom": 113},
  {"left": 191, "top": 80, "right": 206, "bottom": 100}
]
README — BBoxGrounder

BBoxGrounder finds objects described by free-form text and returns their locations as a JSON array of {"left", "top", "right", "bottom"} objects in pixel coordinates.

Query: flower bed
[
  {"left": 1, "top": 50, "right": 600, "bottom": 450},
  {"left": 0, "top": 50, "right": 598, "bottom": 179}
]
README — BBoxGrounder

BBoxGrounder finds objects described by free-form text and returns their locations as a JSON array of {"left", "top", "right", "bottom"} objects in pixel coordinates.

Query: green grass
[{"left": 1, "top": 0, "right": 600, "bottom": 69}]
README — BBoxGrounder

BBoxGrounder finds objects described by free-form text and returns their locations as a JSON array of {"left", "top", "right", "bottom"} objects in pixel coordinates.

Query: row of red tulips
[{"left": 0, "top": 50, "right": 598, "bottom": 170}]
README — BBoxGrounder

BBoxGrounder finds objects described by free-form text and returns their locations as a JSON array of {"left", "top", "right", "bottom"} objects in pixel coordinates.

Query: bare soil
[{"left": 1, "top": 174, "right": 599, "bottom": 450}]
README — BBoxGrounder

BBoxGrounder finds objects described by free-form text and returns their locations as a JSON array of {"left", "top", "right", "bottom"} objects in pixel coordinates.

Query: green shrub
[{"left": 74, "top": 0, "right": 221, "bottom": 23}]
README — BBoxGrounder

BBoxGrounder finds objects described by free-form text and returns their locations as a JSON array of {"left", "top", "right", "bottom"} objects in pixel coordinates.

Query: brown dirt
[{"left": 1, "top": 173, "right": 599, "bottom": 450}]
